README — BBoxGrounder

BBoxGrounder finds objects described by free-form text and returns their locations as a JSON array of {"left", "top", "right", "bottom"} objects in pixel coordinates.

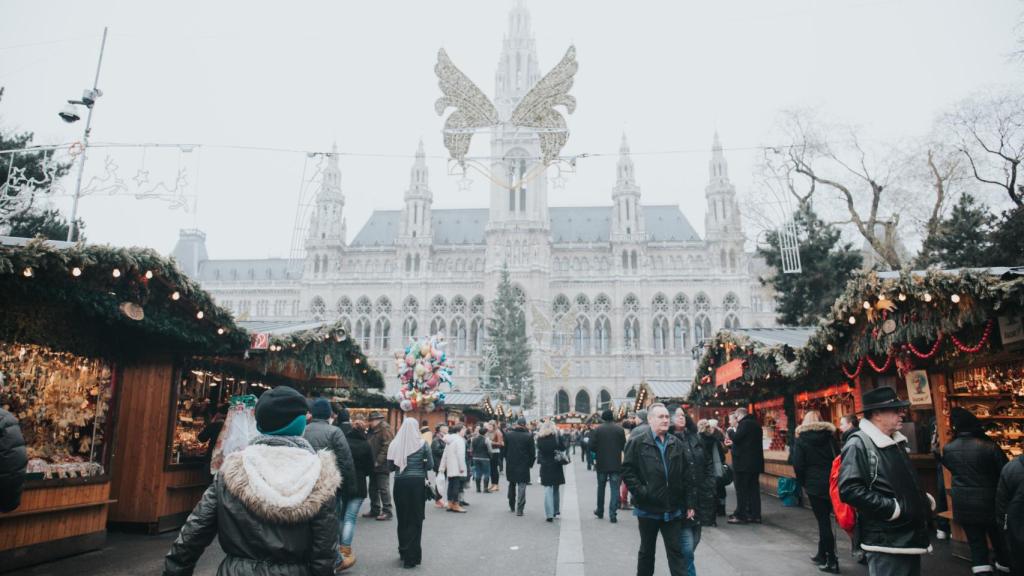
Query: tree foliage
[
  {"left": 916, "top": 194, "right": 993, "bottom": 268},
  {"left": 0, "top": 128, "right": 72, "bottom": 218},
  {"left": 6, "top": 208, "right": 84, "bottom": 241},
  {"left": 757, "top": 201, "right": 862, "bottom": 326},
  {"left": 486, "top": 265, "right": 533, "bottom": 408}
]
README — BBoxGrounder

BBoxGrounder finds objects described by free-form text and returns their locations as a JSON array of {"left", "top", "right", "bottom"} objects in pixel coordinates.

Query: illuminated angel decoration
[{"left": 435, "top": 45, "right": 578, "bottom": 166}]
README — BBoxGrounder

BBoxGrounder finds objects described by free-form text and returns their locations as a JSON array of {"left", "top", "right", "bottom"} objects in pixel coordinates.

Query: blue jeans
[
  {"left": 679, "top": 523, "right": 701, "bottom": 576},
  {"left": 340, "top": 496, "right": 364, "bottom": 548},
  {"left": 595, "top": 471, "right": 620, "bottom": 519},
  {"left": 544, "top": 485, "right": 561, "bottom": 519},
  {"left": 472, "top": 458, "right": 490, "bottom": 483}
]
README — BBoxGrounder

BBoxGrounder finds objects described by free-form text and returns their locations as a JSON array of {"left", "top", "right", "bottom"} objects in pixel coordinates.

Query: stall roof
[
  {"left": 645, "top": 380, "right": 691, "bottom": 399},
  {"left": 876, "top": 266, "right": 1024, "bottom": 279},
  {"left": 443, "top": 391, "right": 486, "bottom": 407},
  {"left": 237, "top": 320, "right": 329, "bottom": 335},
  {"left": 730, "top": 327, "right": 816, "bottom": 348}
]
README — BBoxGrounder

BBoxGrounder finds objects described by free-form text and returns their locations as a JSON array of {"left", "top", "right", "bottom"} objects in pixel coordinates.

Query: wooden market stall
[
  {"left": 442, "top": 391, "right": 492, "bottom": 428},
  {"left": 633, "top": 380, "right": 692, "bottom": 412},
  {"left": 0, "top": 237, "right": 245, "bottom": 570}
]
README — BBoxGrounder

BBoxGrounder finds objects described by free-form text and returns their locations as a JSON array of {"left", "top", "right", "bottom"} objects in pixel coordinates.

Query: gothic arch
[
  {"left": 723, "top": 292, "right": 740, "bottom": 312},
  {"left": 555, "top": 389, "right": 570, "bottom": 414},
  {"left": 652, "top": 293, "right": 669, "bottom": 314},
  {"left": 575, "top": 389, "right": 591, "bottom": 414},
  {"left": 598, "top": 389, "right": 612, "bottom": 411},
  {"left": 673, "top": 315, "right": 690, "bottom": 353},
  {"left": 430, "top": 295, "right": 447, "bottom": 315},
  {"left": 429, "top": 316, "right": 446, "bottom": 336},
  {"left": 594, "top": 293, "right": 611, "bottom": 313},
  {"left": 574, "top": 315, "right": 591, "bottom": 355},
  {"left": 624, "top": 316, "right": 640, "bottom": 350},
  {"left": 594, "top": 315, "right": 611, "bottom": 354},
  {"left": 673, "top": 292, "right": 690, "bottom": 313},
  {"left": 356, "top": 296, "right": 372, "bottom": 316},
  {"left": 355, "top": 317, "right": 372, "bottom": 350},
  {"left": 310, "top": 296, "right": 326, "bottom": 320},
  {"left": 451, "top": 316, "right": 468, "bottom": 353},
  {"left": 470, "top": 316, "right": 485, "bottom": 353},
  {"left": 694, "top": 314, "right": 712, "bottom": 344},
  {"left": 724, "top": 314, "right": 740, "bottom": 330},
  {"left": 623, "top": 293, "right": 640, "bottom": 314},
  {"left": 375, "top": 317, "right": 391, "bottom": 351},
  {"left": 451, "top": 295, "right": 467, "bottom": 315},
  {"left": 403, "top": 295, "right": 419, "bottom": 315},
  {"left": 402, "top": 316, "right": 418, "bottom": 342},
  {"left": 336, "top": 296, "right": 353, "bottom": 317},
  {"left": 652, "top": 315, "right": 669, "bottom": 354},
  {"left": 694, "top": 292, "right": 711, "bottom": 313},
  {"left": 375, "top": 296, "right": 392, "bottom": 316}
]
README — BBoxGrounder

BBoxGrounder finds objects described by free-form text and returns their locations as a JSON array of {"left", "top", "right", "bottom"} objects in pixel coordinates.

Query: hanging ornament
[
  {"left": 950, "top": 320, "right": 993, "bottom": 354},
  {"left": 324, "top": 354, "right": 333, "bottom": 367},
  {"left": 119, "top": 302, "right": 145, "bottom": 321},
  {"left": 906, "top": 333, "right": 943, "bottom": 359},
  {"left": 866, "top": 354, "right": 893, "bottom": 373},
  {"left": 882, "top": 319, "right": 897, "bottom": 334}
]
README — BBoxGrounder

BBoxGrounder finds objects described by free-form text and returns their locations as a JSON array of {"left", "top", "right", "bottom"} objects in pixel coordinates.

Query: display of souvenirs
[
  {"left": 0, "top": 343, "right": 113, "bottom": 478},
  {"left": 209, "top": 395, "right": 257, "bottom": 474},
  {"left": 951, "top": 360, "right": 1024, "bottom": 460},
  {"left": 951, "top": 362, "right": 1024, "bottom": 396},
  {"left": 169, "top": 366, "right": 249, "bottom": 464}
]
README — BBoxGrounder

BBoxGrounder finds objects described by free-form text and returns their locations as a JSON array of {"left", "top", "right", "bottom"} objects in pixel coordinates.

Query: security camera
[
  {"left": 80, "top": 89, "right": 101, "bottom": 107},
  {"left": 59, "top": 103, "right": 81, "bottom": 123}
]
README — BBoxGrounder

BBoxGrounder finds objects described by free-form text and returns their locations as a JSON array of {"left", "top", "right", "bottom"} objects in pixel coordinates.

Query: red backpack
[{"left": 829, "top": 455, "right": 856, "bottom": 535}]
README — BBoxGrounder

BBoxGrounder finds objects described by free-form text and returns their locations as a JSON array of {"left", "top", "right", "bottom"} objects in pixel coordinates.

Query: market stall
[
  {"left": 632, "top": 380, "right": 691, "bottom": 412},
  {"left": 0, "top": 237, "right": 244, "bottom": 569}
]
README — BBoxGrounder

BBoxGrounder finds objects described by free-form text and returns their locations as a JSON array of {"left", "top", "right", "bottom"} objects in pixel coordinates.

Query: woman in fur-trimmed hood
[
  {"left": 164, "top": 386, "right": 341, "bottom": 576},
  {"left": 791, "top": 411, "right": 840, "bottom": 573}
]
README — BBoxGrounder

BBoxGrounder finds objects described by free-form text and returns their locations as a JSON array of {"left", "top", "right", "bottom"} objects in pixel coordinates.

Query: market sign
[
  {"left": 715, "top": 358, "right": 744, "bottom": 387},
  {"left": 249, "top": 333, "right": 270, "bottom": 350},
  {"left": 999, "top": 315, "right": 1023, "bottom": 346}
]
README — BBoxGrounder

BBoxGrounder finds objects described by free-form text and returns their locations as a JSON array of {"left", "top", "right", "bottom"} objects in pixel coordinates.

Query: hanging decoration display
[{"left": 395, "top": 334, "right": 453, "bottom": 412}]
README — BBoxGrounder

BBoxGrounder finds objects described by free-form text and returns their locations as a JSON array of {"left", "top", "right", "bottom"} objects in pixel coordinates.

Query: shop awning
[
  {"left": 731, "top": 327, "right": 816, "bottom": 349},
  {"left": 645, "top": 380, "right": 691, "bottom": 399},
  {"left": 443, "top": 391, "right": 486, "bottom": 407}
]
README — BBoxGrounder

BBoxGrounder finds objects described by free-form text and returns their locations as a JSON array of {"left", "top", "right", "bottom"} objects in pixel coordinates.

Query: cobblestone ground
[{"left": 8, "top": 457, "right": 970, "bottom": 576}]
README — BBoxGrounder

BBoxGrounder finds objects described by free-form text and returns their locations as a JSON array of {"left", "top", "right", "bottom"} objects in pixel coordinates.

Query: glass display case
[
  {"left": 167, "top": 363, "right": 248, "bottom": 465},
  {"left": 949, "top": 360, "right": 1024, "bottom": 459}
]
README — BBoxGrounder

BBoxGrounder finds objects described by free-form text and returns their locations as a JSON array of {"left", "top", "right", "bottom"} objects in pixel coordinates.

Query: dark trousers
[
  {"left": 865, "top": 552, "right": 921, "bottom": 576},
  {"left": 733, "top": 471, "right": 761, "bottom": 520},
  {"left": 508, "top": 481, "right": 527, "bottom": 513},
  {"left": 393, "top": 477, "right": 425, "bottom": 565},
  {"left": 963, "top": 521, "right": 1010, "bottom": 570},
  {"left": 637, "top": 517, "right": 685, "bottom": 576},
  {"left": 490, "top": 453, "right": 501, "bottom": 485},
  {"left": 595, "top": 471, "right": 621, "bottom": 519},
  {"left": 809, "top": 495, "right": 836, "bottom": 559},
  {"left": 447, "top": 476, "right": 464, "bottom": 503},
  {"left": 368, "top": 471, "right": 392, "bottom": 515}
]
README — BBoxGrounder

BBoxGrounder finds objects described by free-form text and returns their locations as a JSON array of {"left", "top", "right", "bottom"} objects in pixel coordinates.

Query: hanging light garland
[
  {"left": 905, "top": 333, "right": 943, "bottom": 359},
  {"left": 865, "top": 353, "right": 893, "bottom": 373}
]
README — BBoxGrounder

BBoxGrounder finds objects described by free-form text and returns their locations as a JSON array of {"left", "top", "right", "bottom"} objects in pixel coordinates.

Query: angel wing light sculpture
[{"left": 435, "top": 45, "right": 578, "bottom": 167}]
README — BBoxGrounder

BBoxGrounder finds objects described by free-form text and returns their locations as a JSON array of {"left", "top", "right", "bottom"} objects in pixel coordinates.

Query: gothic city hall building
[{"left": 172, "top": 3, "right": 777, "bottom": 416}]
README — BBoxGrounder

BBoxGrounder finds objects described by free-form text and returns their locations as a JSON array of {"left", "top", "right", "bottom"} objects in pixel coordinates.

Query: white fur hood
[{"left": 221, "top": 438, "right": 340, "bottom": 523}]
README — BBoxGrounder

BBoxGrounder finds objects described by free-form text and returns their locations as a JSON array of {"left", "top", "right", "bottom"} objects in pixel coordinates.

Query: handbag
[
  {"left": 717, "top": 463, "right": 733, "bottom": 488},
  {"left": 554, "top": 449, "right": 570, "bottom": 465}
]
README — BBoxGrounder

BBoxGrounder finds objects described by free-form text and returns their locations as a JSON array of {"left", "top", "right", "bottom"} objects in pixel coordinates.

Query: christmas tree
[{"left": 486, "top": 265, "right": 534, "bottom": 409}]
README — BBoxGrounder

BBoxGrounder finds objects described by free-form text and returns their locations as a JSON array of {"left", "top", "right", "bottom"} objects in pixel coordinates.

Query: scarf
[{"left": 387, "top": 417, "right": 426, "bottom": 472}]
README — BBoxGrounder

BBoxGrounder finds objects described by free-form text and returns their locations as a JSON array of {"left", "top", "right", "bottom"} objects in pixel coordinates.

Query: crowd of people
[{"left": 7, "top": 380, "right": 1012, "bottom": 576}]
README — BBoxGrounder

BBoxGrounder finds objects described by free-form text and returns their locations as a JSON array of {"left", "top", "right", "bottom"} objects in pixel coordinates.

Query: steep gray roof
[
  {"left": 196, "top": 258, "right": 299, "bottom": 283},
  {"left": 349, "top": 205, "right": 701, "bottom": 247}
]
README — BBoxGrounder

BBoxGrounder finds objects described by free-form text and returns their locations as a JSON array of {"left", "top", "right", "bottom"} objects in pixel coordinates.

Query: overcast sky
[{"left": 1, "top": 0, "right": 1021, "bottom": 259}]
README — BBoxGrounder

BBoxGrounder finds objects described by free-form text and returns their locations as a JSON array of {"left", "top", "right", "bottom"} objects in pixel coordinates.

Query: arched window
[
  {"left": 724, "top": 314, "right": 740, "bottom": 330},
  {"left": 402, "top": 296, "right": 419, "bottom": 315},
  {"left": 594, "top": 294, "right": 611, "bottom": 314},
  {"left": 622, "top": 250, "right": 629, "bottom": 271},
  {"left": 430, "top": 317, "right": 446, "bottom": 336},
  {"left": 375, "top": 317, "right": 391, "bottom": 350},
  {"left": 574, "top": 293, "right": 590, "bottom": 314},
  {"left": 430, "top": 295, "right": 447, "bottom": 315},
  {"left": 402, "top": 317, "right": 418, "bottom": 341},
  {"left": 652, "top": 293, "right": 669, "bottom": 314},
  {"left": 575, "top": 389, "right": 591, "bottom": 414},
  {"left": 574, "top": 316, "right": 591, "bottom": 355},
  {"left": 694, "top": 293, "right": 711, "bottom": 313},
  {"left": 470, "top": 317, "right": 485, "bottom": 353},
  {"left": 720, "top": 248, "right": 727, "bottom": 270},
  {"left": 623, "top": 294, "right": 640, "bottom": 314},
  {"left": 414, "top": 254, "right": 421, "bottom": 272},
  {"left": 356, "top": 317, "right": 371, "bottom": 350},
  {"left": 552, "top": 294, "right": 570, "bottom": 348},
  {"left": 624, "top": 317, "right": 640, "bottom": 350},
  {"left": 375, "top": 296, "right": 392, "bottom": 316},
  {"left": 626, "top": 386, "right": 637, "bottom": 399},
  {"left": 694, "top": 314, "right": 712, "bottom": 344},
  {"left": 555, "top": 390, "right": 570, "bottom": 414},
  {"left": 729, "top": 249, "right": 737, "bottom": 271},
  {"left": 673, "top": 316, "right": 690, "bottom": 353},
  {"left": 313, "top": 257, "right": 320, "bottom": 275},
  {"left": 470, "top": 295, "right": 485, "bottom": 316},
  {"left": 356, "top": 296, "right": 372, "bottom": 316},
  {"left": 630, "top": 250, "right": 638, "bottom": 270},
  {"left": 723, "top": 292, "right": 740, "bottom": 312},
  {"left": 405, "top": 254, "right": 412, "bottom": 272},
  {"left": 652, "top": 316, "right": 669, "bottom": 354},
  {"left": 310, "top": 296, "right": 326, "bottom": 320},
  {"left": 336, "top": 296, "right": 353, "bottom": 317},
  {"left": 672, "top": 293, "right": 690, "bottom": 314},
  {"left": 595, "top": 316, "right": 611, "bottom": 354},
  {"left": 599, "top": 389, "right": 612, "bottom": 410},
  {"left": 451, "top": 295, "right": 467, "bottom": 315},
  {"left": 322, "top": 256, "right": 329, "bottom": 275},
  {"left": 451, "top": 317, "right": 467, "bottom": 353}
]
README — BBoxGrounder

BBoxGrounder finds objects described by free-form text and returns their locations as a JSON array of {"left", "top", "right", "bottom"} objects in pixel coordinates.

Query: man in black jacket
[
  {"left": 0, "top": 406, "right": 27, "bottom": 513},
  {"left": 338, "top": 412, "right": 373, "bottom": 571},
  {"left": 728, "top": 407, "right": 764, "bottom": 524},
  {"left": 591, "top": 409, "right": 626, "bottom": 522},
  {"left": 504, "top": 418, "right": 535, "bottom": 516},
  {"left": 622, "top": 403, "right": 696, "bottom": 576},
  {"left": 303, "top": 398, "right": 357, "bottom": 570},
  {"left": 996, "top": 454, "right": 1024, "bottom": 574},
  {"left": 839, "top": 387, "right": 934, "bottom": 576}
]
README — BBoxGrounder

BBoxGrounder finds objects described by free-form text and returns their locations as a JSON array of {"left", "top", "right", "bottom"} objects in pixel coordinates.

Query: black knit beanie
[{"left": 255, "top": 386, "right": 309, "bottom": 433}]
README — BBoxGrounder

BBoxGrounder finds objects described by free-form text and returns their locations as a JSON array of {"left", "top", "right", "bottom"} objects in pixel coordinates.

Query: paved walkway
[{"left": 7, "top": 457, "right": 971, "bottom": 576}]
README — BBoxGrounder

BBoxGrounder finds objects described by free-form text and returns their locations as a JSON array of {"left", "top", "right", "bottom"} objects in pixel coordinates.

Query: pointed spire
[
  {"left": 617, "top": 132, "right": 635, "bottom": 187},
  {"left": 319, "top": 142, "right": 342, "bottom": 198},
  {"left": 708, "top": 132, "right": 729, "bottom": 184},
  {"left": 416, "top": 138, "right": 425, "bottom": 158},
  {"left": 712, "top": 131, "right": 722, "bottom": 152},
  {"left": 407, "top": 140, "right": 430, "bottom": 197},
  {"left": 619, "top": 132, "right": 630, "bottom": 155}
]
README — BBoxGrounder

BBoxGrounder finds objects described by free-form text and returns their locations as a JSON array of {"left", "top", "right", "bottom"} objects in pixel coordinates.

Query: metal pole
[{"left": 67, "top": 27, "right": 108, "bottom": 242}]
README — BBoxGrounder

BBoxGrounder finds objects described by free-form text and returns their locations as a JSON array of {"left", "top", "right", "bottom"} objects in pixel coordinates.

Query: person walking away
[
  {"left": 938, "top": 408, "right": 1010, "bottom": 574},
  {"left": 838, "top": 386, "right": 934, "bottom": 576},
  {"left": 996, "top": 452, "right": 1024, "bottom": 575},
  {"left": 536, "top": 420, "right": 566, "bottom": 522},
  {"left": 487, "top": 421, "right": 504, "bottom": 492},
  {"left": 388, "top": 417, "right": 434, "bottom": 569},
  {"left": 672, "top": 408, "right": 714, "bottom": 576},
  {"left": 728, "top": 408, "right": 764, "bottom": 524},
  {"left": 163, "top": 386, "right": 339, "bottom": 576},
  {"left": 505, "top": 417, "right": 536, "bottom": 516},
  {"left": 338, "top": 412, "right": 373, "bottom": 571},
  {"left": 198, "top": 403, "right": 229, "bottom": 462},
  {"left": 303, "top": 398, "right": 357, "bottom": 570},
  {"left": 699, "top": 420, "right": 728, "bottom": 518},
  {"left": 837, "top": 414, "right": 866, "bottom": 565},
  {"left": 581, "top": 427, "right": 592, "bottom": 467},
  {"left": 471, "top": 425, "right": 492, "bottom": 493},
  {"left": 365, "top": 412, "right": 394, "bottom": 521},
  {"left": 928, "top": 415, "right": 952, "bottom": 541},
  {"left": 792, "top": 410, "right": 840, "bottom": 573},
  {"left": 430, "top": 424, "right": 448, "bottom": 507},
  {"left": 0, "top": 404, "right": 27, "bottom": 513},
  {"left": 438, "top": 424, "right": 468, "bottom": 513},
  {"left": 622, "top": 403, "right": 697, "bottom": 576},
  {"left": 591, "top": 409, "right": 627, "bottom": 522}
]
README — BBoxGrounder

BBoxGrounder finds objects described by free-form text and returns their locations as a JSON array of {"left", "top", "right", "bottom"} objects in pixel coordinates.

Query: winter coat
[
  {"left": 504, "top": 426, "right": 535, "bottom": 483},
  {"left": 591, "top": 421, "right": 627, "bottom": 473},
  {"left": 163, "top": 436, "right": 340, "bottom": 576},
  {"left": 838, "top": 420, "right": 932, "bottom": 555},
  {"left": 0, "top": 407, "right": 27, "bottom": 513},
  {"left": 438, "top": 434, "right": 467, "bottom": 479},
  {"left": 996, "top": 455, "right": 1024, "bottom": 571},
  {"left": 622, "top": 430, "right": 697, "bottom": 516},
  {"left": 344, "top": 427, "right": 373, "bottom": 499},
  {"left": 731, "top": 414, "right": 764, "bottom": 474},
  {"left": 471, "top": 435, "right": 490, "bottom": 460},
  {"left": 791, "top": 421, "right": 838, "bottom": 499},
  {"left": 367, "top": 423, "right": 394, "bottom": 474},
  {"left": 675, "top": 429, "right": 715, "bottom": 526},
  {"left": 841, "top": 426, "right": 858, "bottom": 446},
  {"left": 939, "top": 432, "right": 1008, "bottom": 525},
  {"left": 536, "top": 434, "right": 565, "bottom": 487},
  {"left": 430, "top": 435, "right": 446, "bottom": 473},
  {"left": 303, "top": 419, "right": 356, "bottom": 499}
]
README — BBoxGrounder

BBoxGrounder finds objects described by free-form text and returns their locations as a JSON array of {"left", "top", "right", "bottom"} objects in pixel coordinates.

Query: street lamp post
[{"left": 64, "top": 27, "right": 108, "bottom": 242}]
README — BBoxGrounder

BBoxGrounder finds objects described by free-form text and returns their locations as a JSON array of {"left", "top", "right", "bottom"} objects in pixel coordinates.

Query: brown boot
[
  {"left": 336, "top": 545, "right": 356, "bottom": 572},
  {"left": 447, "top": 502, "right": 467, "bottom": 513}
]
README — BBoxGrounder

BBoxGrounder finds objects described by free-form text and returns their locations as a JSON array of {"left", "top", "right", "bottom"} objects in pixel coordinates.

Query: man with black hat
[
  {"left": 838, "top": 386, "right": 935, "bottom": 576},
  {"left": 365, "top": 411, "right": 394, "bottom": 521},
  {"left": 504, "top": 417, "right": 535, "bottom": 516},
  {"left": 591, "top": 408, "right": 626, "bottom": 522},
  {"left": 164, "top": 386, "right": 340, "bottom": 576}
]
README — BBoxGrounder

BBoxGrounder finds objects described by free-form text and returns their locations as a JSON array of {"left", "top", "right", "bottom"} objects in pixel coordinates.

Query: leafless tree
[{"left": 944, "top": 92, "right": 1024, "bottom": 208}]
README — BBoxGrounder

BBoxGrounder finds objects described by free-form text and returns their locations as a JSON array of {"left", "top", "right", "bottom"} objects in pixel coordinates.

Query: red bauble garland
[
  {"left": 949, "top": 320, "right": 993, "bottom": 354},
  {"left": 866, "top": 354, "right": 893, "bottom": 373},
  {"left": 842, "top": 358, "right": 865, "bottom": 380},
  {"left": 906, "top": 333, "right": 943, "bottom": 359}
]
